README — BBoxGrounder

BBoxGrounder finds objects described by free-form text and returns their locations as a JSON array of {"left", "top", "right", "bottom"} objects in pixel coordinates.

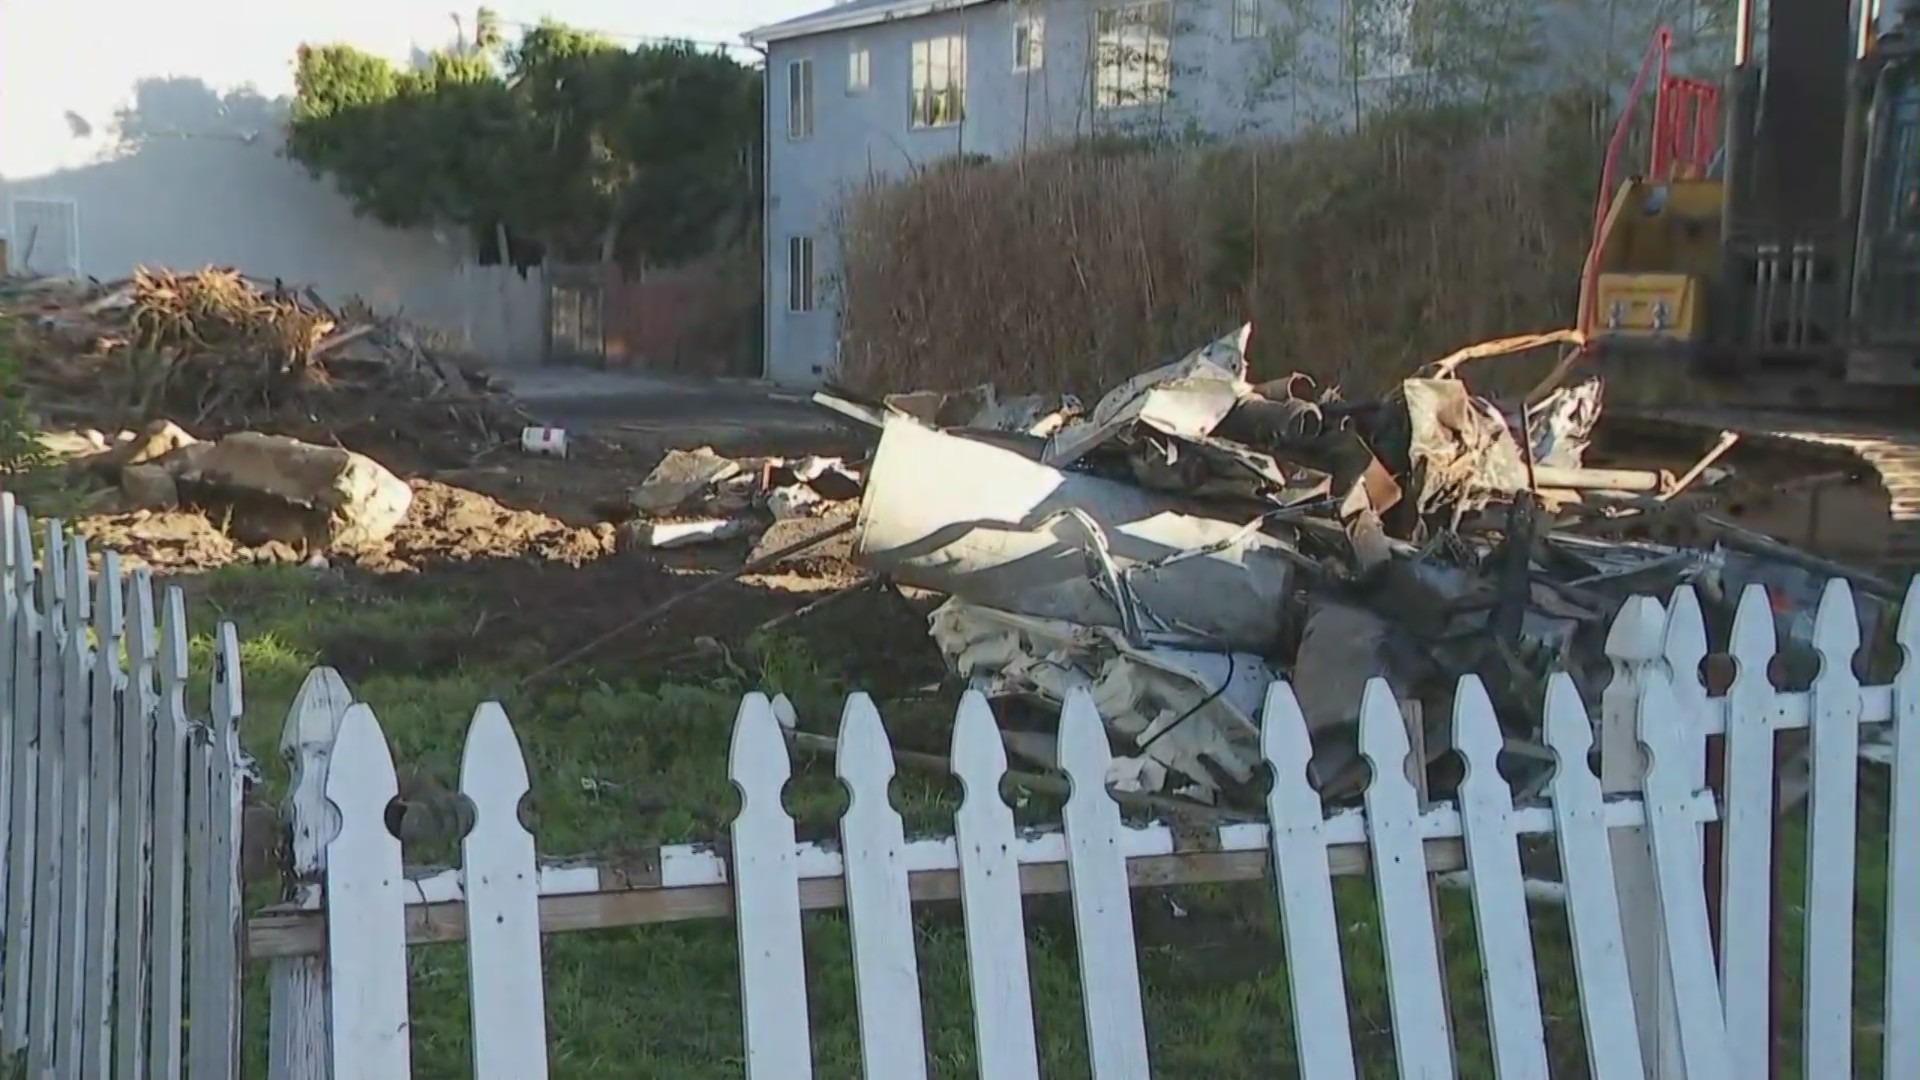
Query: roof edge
[{"left": 744, "top": 0, "right": 997, "bottom": 45}]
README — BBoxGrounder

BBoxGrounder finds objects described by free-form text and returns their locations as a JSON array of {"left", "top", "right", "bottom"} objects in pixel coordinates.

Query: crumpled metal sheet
[
  {"left": 1397, "top": 378, "right": 1530, "bottom": 514},
  {"left": 1044, "top": 325, "right": 1254, "bottom": 468},
  {"left": 929, "top": 598, "right": 1273, "bottom": 795},
  {"left": 854, "top": 415, "right": 1298, "bottom": 652}
]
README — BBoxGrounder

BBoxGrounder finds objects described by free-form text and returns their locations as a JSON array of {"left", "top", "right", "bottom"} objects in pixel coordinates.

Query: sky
[{"left": 0, "top": 0, "right": 826, "bottom": 176}]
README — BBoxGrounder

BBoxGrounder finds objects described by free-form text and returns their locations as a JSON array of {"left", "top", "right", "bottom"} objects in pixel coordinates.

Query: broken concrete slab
[
  {"left": 168, "top": 432, "right": 413, "bottom": 550},
  {"left": 630, "top": 447, "right": 745, "bottom": 516}
]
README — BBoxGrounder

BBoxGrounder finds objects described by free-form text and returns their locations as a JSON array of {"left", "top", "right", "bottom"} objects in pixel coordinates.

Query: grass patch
[{"left": 180, "top": 562, "right": 1894, "bottom": 1078}]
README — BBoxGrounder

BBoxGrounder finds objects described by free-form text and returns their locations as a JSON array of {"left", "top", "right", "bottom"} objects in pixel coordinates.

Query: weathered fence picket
[
  {"left": 0, "top": 494, "right": 251, "bottom": 1080},
  {"left": 284, "top": 574, "right": 1919, "bottom": 1080}
]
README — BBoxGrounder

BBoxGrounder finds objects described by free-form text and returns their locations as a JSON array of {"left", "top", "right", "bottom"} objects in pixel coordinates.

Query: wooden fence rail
[
  {"left": 260, "top": 574, "right": 1919, "bottom": 1079},
  {"left": 0, "top": 491, "right": 250, "bottom": 1080}
]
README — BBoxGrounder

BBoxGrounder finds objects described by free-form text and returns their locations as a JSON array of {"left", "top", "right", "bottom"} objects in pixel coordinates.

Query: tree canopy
[{"left": 286, "top": 10, "right": 761, "bottom": 268}]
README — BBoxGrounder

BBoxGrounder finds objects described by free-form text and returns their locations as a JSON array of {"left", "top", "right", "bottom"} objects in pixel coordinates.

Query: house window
[
  {"left": 910, "top": 34, "right": 967, "bottom": 128},
  {"left": 1014, "top": 10, "right": 1045, "bottom": 71},
  {"left": 787, "top": 58, "right": 814, "bottom": 139},
  {"left": 1232, "top": 0, "right": 1263, "bottom": 39},
  {"left": 1094, "top": 1, "right": 1173, "bottom": 110},
  {"left": 1352, "top": 0, "right": 1420, "bottom": 80},
  {"left": 787, "top": 236, "right": 815, "bottom": 313},
  {"left": 848, "top": 42, "right": 871, "bottom": 93}
]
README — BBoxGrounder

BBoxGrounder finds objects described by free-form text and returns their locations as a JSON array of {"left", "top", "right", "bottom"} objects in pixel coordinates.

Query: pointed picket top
[
  {"left": 125, "top": 568, "right": 157, "bottom": 686},
  {"left": 1719, "top": 582, "right": 1780, "bottom": 1074},
  {"left": 1056, "top": 686, "right": 1115, "bottom": 806},
  {"left": 1884, "top": 575, "right": 1920, "bottom": 1080},
  {"left": 1451, "top": 675, "right": 1549, "bottom": 1080},
  {"left": 835, "top": 692, "right": 897, "bottom": 791},
  {"left": 1257, "top": 682, "right": 1357, "bottom": 1080},
  {"left": 835, "top": 693, "right": 930, "bottom": 1080},
  {"left": 1728, "top": 584, "right": 1778, "bottom": 686},
  {"left": 1451, "top": 676, "right": 1505, "bottom": 783},
  {"left": 324, "top": 703, "right": 411, "bottom": 1078},
  {"left": 1541, "top": 673, "right": 1646, "bottom": 1080},
  {"left": 62, "top": 532, "right": 89, "bottom": 639},
  {"left": 1357, "top": 677, "right": 1455, "bottom": 1075},
  {"left": 92, "top": 550, "right": 124, "bottom": 650},
  {"left": 158, "top": 586, "right": 190, "bottom": 693},
  {"left": 1803, "top": 577, "right": 1863, "bottom": 1080},
  {"left": 729, "top": 691, "right": 794, "bottom": 814},
  {"left": 38, "top": 518, "right": 64, "bottom": 623},
  {"left": 1606, "top": 593, "right": 1669, "bottom": 665},
  {"left": 1811, "top": 576, "right": 1863, "bottom": 673},
  {"left": 279, "top": 666, "right": 354, "bottom": 882},
  {"left": 949, "top": 691, "right": 1041, "bottom": 1080},
  {"left": 950, "top": 690, "right": 1011, "bottom": 804},
  {"left": 10, "top": 501, "right": 34, "bottom": 598},
  {"left": 461, "top": 702, "right": 529, "bottom": 797},
  {"left": 1, "top": 489, "right": 15, "bottom": 594},
  {"left": 1660, "top": 586, "right": 1709, "bottom": 689},
  {"left": 459, "top": 702, "right": 549, "bottom": 1080},
  {"left": 727, "top": 692, "right": 812, "bottom": 1080},
  {"left": 211, "top": 621, "right": 244, "bottom": 734}
]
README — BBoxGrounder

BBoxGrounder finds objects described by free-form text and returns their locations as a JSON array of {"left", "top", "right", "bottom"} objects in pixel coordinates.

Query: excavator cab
[{"left": 1581, "top": 0, "right": 1920, "bottom": 408}]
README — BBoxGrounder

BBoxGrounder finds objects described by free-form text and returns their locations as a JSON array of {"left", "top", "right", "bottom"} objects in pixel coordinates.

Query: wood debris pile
[{"left": 4, "top": 268, "right": 533, "bottom": 460}]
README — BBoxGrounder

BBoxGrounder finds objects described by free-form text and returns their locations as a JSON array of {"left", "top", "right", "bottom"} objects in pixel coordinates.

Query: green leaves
[{"left": 285, "top": 23, "right": 761, "bottom": 267}]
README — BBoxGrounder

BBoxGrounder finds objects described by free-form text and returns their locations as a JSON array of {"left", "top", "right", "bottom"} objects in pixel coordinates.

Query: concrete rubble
[{"left": 811, "top": 323, "right": 1902, "bottom": 807}]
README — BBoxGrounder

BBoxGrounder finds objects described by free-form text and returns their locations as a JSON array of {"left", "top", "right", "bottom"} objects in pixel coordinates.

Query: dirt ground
[{"left": 45, "top": 393, "right": 941, "bottom": 693}]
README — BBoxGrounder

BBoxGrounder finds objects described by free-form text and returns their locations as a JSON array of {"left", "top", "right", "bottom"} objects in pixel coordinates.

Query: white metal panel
[
  {"left": 1886, "top": 577, "right": 1920, "bottom": 1080},
  {"left": 1058, "top": 689, "right": 1150, "bottom": 1080},
  {"left": 1542, "top": 673, "right": 1646, "bottom": 1080},
  {"left": 728, "top": 693, "right": 813, "bottom": 1080},
  {"left": 1357, "top": 678, "right": 1454, "bottom": 1080},
  {"left": 460, "top": 703, "right": 549, "bottom": 1080},
  {"left": 80, "top": 551, "right": 124, "bottom": 1080},
  {"left": 324, "top": 703, "right": 412, "bottom": 1078},
  {"left": 1451, "top": 677, "right": 1548, "bottom": 1080},
  {"left": 1802, "top": 580, "right": 1862, "bottom": 1080},
  {"left": 836, "top": 693, "right": 928, "bottom": 1080},
  {"left": 146, "top": 588, "right": 191, "bottom": 1080},
  {"left": 949, "top": 692, "right": 1040, "bottom": 1080},
  {"left": 114, "top": 568, "right": 159, "bottom": 1080},
  {"left": 1259, "top": 683, "right": 1358, "bottom": 1080},
  {"left": 1716, "top": 584, "right": 1777, "bottom": 1075},
  {"left": 1637, "top": 630, "right": 1731, "bottom": 1080}
]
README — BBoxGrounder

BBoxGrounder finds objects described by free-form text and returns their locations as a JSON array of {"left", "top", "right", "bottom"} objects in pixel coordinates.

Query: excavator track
[{"left": 1602, "top": 406, "right": 1920, "bottom": 574}]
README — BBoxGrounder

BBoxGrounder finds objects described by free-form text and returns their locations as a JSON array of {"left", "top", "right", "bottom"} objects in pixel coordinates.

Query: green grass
[{"left": 168, "top": 563, "right": 1896, "bottom": 1079}]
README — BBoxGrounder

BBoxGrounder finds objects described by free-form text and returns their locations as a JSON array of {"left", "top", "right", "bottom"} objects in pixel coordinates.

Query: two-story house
[{"left": 744, "top": 0, "right": 1728, "bottom": 386}]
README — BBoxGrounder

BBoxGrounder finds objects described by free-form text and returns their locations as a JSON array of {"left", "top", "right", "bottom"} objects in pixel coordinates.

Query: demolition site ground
[{"left": 0, "top": 272, "right": 1900, "bottom": 1077}]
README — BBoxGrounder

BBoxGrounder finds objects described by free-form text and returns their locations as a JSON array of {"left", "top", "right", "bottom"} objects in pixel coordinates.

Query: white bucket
[{"left": 520, "top": 426, "right": 569, "bottom": 458}]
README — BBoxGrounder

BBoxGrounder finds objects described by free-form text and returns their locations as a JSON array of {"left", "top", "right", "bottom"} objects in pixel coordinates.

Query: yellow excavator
[{"left": 1571, "top": 0, "right": 1920, "bottom": 572}]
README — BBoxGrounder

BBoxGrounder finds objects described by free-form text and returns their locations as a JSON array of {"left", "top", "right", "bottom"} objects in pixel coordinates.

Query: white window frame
[
  {"left": 1093, "top": 1, "right": 1173, "bottom": 111},
  {"left": 1014, "top": 9, "right": 1046, "bottom": 72},
  {"left": 1232, "top": 0, "right": 1263, "bottom": 40},
  {"left": 847, "top": 41, "right": 871, "bottom": 94},
  {"left": 787, "top": 236, "right": 816, "bottom": 314},
  {"left": 786, "top": 58, "right": 815, "bottom": 140},
  {"left": 910, "top": 34, "right": 968, "bottom": 129}
]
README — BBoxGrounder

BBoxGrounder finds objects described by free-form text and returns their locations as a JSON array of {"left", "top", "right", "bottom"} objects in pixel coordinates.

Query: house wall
[
  {"left": 0, "top": 0, "right": 548, "bottom": 366},
  {"left": 758, "top": 0, "right": 1739, "bottom": 386}
]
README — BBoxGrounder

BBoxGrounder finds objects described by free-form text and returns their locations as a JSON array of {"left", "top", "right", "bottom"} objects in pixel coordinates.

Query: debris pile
[
  {"left": 821, "top": 325, "right": 1899, "bottom": 806},
  {"left": 5, "top": 268, "right": 532, "bottom": 458},
  {"left": 622, "top": 445, "right": 863, "bottom": 550}
]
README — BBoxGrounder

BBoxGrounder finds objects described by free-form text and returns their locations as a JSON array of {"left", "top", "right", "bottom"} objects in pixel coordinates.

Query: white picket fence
[
  {"left": 0, "top": 493, "right": 250, "bottom": 1080},
  {"left": 257, "top": 573, "right": 1920, "bottom": 1079}
]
